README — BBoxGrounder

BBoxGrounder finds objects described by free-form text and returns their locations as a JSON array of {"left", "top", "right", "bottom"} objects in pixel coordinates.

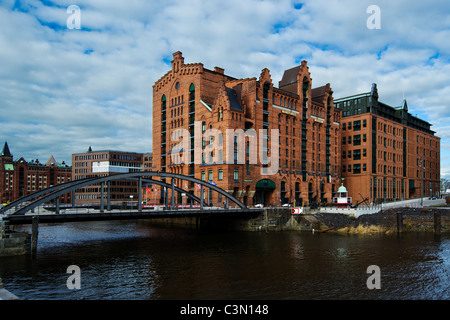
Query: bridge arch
[
  {"left": 0, "top": 177, "right": 98, "bottom": 214},
  {"left": 7, "top": 172, "right": 246, "bottom": 216}
]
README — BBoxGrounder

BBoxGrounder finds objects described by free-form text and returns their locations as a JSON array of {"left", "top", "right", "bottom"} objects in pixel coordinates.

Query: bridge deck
[{"left": 5, "top": 208, "right": 263, "bottom": 225}]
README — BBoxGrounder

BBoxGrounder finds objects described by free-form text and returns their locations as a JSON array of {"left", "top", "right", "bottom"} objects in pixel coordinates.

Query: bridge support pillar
[
  {"left": 107, "top": 181, "right": 111, "bottom": 211},
  {"left": 163, "top": 186, "right": 168, "bottom": 210},
  {"left": 100, "top": 182, "right": 104, "bottom": 213},
  {"left": 200, "top": 185, "right": 204, "bottom": 210},
  {"left": 55, "top": 198, "right": 60, "bottom": 214},
  {"left": 138, "top": 178, "right": 142, "bottom": 212},
  {"left": 434, "top": 211, "right": 441, "bottom": 235},
  {"left": 72, "top": 190, "right": 75, "bottom": 208},
  {"left": 31, "top": 216, "right": 39, "bottom": 258},
  {"left": 171, "top": 178, "right": 175, "bottom": 209}
]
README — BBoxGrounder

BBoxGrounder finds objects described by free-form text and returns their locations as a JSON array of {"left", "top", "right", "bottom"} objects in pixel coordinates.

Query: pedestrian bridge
[{"left": 1, "top": 172, "right": 261, "bottom": 225}]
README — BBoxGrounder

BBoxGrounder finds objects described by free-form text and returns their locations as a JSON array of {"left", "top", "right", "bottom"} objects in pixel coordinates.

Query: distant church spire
[{"left": 1, "top": 141, "right": 12, "bottom": 157}]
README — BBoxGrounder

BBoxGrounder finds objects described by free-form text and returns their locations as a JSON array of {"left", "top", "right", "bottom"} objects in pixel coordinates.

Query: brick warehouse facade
[
  {"left": 335, "top": 84, "right": 440, "bottom": 204},
  {"left": 0, "top": 142, "right": 72, "bottom": 205},
  {"left": 152, "top": 51, "right": 342, "bottom": 207},
  {"left": 72, "top": 147, "right": 143, "bottom": 205}
]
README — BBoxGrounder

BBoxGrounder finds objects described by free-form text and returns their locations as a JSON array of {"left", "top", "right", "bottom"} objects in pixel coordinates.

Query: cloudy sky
[{"left": 1, "top": 0, "right": 450, "bottom": 178}]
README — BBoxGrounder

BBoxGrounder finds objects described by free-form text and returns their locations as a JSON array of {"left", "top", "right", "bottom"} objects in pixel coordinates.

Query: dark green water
[{"left": 1, "top": 220, "right": 449, "bottom": 300}]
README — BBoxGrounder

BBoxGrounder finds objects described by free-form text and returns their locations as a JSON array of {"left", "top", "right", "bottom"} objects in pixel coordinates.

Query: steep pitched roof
[
  {"left": 311, "top": 85, "right": 327, "bottom": 99},
  {"left": 311, "top": 85, "right": 332, "bottom": 104},
  {"left": 1, "top": 141, "right": 12, "bottom": 157},
  {"left": 279, "top": 66, "right": 301, "bottom": 87},
  {"left": 226, "top": 87, "right": 243, "bottom": 111},
  {"left": 46, "top": 155, "right": 58, "bottom": 167}
]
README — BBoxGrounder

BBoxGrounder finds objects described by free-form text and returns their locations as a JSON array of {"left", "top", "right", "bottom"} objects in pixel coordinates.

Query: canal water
[{"left": 0, "top": 220, "right": 449, "bottom": 300}]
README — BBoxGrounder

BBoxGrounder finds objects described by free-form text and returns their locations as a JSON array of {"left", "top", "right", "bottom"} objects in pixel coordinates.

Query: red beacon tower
[{"left": 333, "top": 184, "right": 352, "bottom": 209}]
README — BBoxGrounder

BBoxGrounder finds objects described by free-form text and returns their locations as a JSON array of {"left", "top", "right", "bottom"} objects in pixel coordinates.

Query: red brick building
[
  {"left": 335, "top": 84, "right": 440, "bottom": 204},
  {"left": 0, "top": 142, "right": 72, "bottom": 205},
  {"left": 152, "top": 51, "right": 342, "bottom": 207}
]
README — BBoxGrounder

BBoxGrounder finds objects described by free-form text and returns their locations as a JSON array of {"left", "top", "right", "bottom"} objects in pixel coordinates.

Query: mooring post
[
  {"left": 55, "top": 197, "right": 60, "bottom": 214},
  {"left": 396, "top": 211, "right": 403, "bottom": 233},
  {"left": 434, "top": 211, "right": 441, "bottom": 235},
  {"left": 31, "top": 216, "right": 39, "bottom": 258}
]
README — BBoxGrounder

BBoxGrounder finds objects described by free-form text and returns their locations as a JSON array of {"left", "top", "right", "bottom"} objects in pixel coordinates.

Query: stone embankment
[
  {"left": 0, "top": 219, "right": 31, "bottom": 257},
  {"left": 237, "top": 207, "right": 324, "bottom": 232},
  {"left": 235, "top": 207, "right": 450, "bottom": 234},
  {"left": 143, "top": 207, "right": 450, "bottom": 234}
]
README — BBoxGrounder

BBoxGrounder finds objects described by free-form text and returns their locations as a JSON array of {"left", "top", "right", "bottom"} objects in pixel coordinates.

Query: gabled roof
[
  {"left": 311, "top": 85, "right": 327, "bottom": 98},
  {"left": 279, "top": 66, "right": 301, "bottom": 87}
]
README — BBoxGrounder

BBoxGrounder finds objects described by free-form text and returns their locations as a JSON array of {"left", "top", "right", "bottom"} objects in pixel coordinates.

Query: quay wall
[
  {"left": 143, "top": 208, "right": 325, "bottom": 232},
  {"left": 144, "top": 207, "right": 450, "bottom": 234},
  {"left": 315, "top": 208, "right": 450, "bottom": 234},
  {"left": 0, "top": 219, "right": 31, "bottom": 257}
]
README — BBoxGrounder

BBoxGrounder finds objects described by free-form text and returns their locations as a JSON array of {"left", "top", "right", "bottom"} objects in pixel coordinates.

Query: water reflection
[{"left": 1, "top": 221, "right": 449, "bottom": 300}]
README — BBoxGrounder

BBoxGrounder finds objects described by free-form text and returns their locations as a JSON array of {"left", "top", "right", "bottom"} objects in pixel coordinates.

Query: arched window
[
  {"left": 189, "top": 83, "right": 195, "bottom": 101},
  {"left": 161, "top": 95, "right": 166, "bottom": 110}
]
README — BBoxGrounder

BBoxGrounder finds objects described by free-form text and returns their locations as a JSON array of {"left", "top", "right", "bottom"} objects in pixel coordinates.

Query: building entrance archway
[{"left": 254, "top": 179, "right": 276, "bottom": 207}]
